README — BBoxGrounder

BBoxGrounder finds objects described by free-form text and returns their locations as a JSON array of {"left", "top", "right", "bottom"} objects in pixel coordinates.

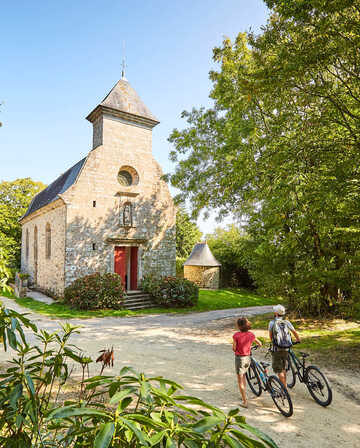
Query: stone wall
[
  {"left": 20, "top": 201, "right": 66, "bottom": 296},
  {"left": 61, "top": 113, "right": 176, "bottom": 288},
  {"left": 184, "top": 266, "right": 220, "bottom": 289}
]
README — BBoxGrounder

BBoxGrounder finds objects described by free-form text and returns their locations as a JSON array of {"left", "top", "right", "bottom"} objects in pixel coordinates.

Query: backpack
[{"left": 272, "top": 319, "right": 293, "bottom": 349}]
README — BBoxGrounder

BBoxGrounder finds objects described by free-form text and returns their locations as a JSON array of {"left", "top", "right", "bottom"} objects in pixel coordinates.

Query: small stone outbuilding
[{"left": 183, "top": 242, "right": 221, "bottom": 289}]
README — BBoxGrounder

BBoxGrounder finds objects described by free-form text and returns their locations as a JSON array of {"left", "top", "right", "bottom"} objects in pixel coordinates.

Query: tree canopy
[
  {"left": 206, "top": 225, "right": 254, "bottom": 288},
  {"left": 0, "top": 178, "right": 46, "bottom": 269},
  {"left": 168, "top": 1, "right": 360, "bottom": 315},
  {"left": 176, "top": 207, "right": 202, "bottom": 259}
]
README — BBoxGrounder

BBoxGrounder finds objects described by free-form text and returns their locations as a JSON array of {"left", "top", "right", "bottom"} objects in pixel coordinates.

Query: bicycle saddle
[
  {"left": 299, "top": 352, "right": 310, "bottom": 358},
  {"left": 260, "top": 361, "right": 270, "bottom": 368}
]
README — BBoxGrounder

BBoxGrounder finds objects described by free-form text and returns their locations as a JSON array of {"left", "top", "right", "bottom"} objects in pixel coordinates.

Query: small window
[
  {"left": 34, "top": 226, "right": 38, "bottom": 262},
  {"left": 45, "top": 223, "right": 51, "bottom": 259},
  {"left": 93, "top": 200, "right": 96, "bottom": 207},
  {"left": 92, "top": 243, "right": 96, "bottom": 250}
]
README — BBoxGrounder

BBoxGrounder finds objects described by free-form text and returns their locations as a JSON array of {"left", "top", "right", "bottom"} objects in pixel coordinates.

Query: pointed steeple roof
[
  {"left": 184, "top": 242, "right": 221, "bottom": 267},
  {"left": 86, "top": 79, "right": 159, "bottom": 128}
]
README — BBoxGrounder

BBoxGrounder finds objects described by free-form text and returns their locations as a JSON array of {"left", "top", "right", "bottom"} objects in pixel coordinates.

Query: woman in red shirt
[{"left": 233, "top": 317, "right": 262, "bottom": 408}]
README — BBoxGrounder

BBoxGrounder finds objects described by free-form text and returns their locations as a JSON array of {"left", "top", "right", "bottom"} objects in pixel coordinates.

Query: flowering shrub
[
  {"left": 141, "top": 274, "right": 199, "bottom": 307},
  {"left": 64, "top": 272, "right": 125, "bottom": 310}
]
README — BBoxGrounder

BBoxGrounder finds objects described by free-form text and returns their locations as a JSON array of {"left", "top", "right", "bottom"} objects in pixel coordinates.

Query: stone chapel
[{"left": 20, "top": 77, "right": 176, "bottom": 295}]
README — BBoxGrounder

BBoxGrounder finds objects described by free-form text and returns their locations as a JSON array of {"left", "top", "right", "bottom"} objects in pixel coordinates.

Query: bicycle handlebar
[{"left": 268, "top": 340, "right": 300, "bottom": 352}]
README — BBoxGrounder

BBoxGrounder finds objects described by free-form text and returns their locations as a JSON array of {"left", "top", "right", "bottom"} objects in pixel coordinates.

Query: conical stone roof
[
  {"left": 86, "top": 78, "right": 159, "bottom": 127},
  {"left": 184, "top": 242, "right": 221, "bottom": 267}
]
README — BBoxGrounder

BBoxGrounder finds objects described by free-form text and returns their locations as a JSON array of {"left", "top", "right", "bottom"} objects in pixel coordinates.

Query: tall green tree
[
  {"left": 207, "top": 225, "right": 254, "bottom": 288},
  {"left": 176, "top": 207, "right": 202, "bottom": 258},
  {"left": 168, "top": 1, "right": 360, "bottom": 315},
  {"left": 0, "top": 249, "right": 11, "bottom": 292},
  {"left": 0, "top": 178, "right": 46, "bottom": 269}
]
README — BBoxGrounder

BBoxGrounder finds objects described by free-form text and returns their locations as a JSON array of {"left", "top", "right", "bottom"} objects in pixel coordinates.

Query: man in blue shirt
[{"left": 269, "top": 304, "right": 301, "bottom": 388}]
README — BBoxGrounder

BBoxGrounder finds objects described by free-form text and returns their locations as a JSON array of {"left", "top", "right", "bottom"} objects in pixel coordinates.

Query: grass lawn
[
  {"left": 251, "top": 312, "right": 360, "bottom": 371},
  {"left": 1, "top": 288, "right": 284, "bottom": 319}
]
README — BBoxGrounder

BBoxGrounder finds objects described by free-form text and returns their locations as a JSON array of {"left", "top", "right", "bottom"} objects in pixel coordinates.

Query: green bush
[
  {"left": 142, "top": 274, "right": 199, "bottom": 308},
  {"left": 64, "top": 272, "right": 125, "bottom": 310}
]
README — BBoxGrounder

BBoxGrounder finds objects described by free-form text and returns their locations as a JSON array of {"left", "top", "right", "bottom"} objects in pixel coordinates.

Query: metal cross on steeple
[{"left": 121, "top": 41, "right": 127, "bottom": 81}]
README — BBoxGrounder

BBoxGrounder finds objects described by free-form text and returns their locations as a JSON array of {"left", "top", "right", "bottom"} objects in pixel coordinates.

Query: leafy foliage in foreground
[
  {"left": 64, "top": 272, "right": 126, "bottom": 310},
  {"left": 0, "top": 305, "right": 279, "bottom": 447},
  {"left": 141, "top": 275, "right": 199, "bottom": 308},
  {"left": 168, "top": 1, "right": 360, "bottom": 316}
]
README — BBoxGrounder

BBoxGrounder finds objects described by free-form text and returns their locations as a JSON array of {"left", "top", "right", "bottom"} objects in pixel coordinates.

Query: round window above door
[
  {"left": 117, "top": 170, "right": 133, "bottom": 186},
  {"left": 117, "top": 166, "right": 139, "bottom": 186}
]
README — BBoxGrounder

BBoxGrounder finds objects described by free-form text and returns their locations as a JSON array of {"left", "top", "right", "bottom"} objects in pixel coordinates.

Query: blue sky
[{"left": 1, "top": 0, "right": 269, "bottom": 233}]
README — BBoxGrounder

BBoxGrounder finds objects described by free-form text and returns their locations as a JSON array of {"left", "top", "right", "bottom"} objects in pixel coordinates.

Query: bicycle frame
[
  {"left": 288, "top": 348, "right": 306, "bottom": 382},
  {"left": 250, "top": 355, "right": 270, "bottom": 391}
]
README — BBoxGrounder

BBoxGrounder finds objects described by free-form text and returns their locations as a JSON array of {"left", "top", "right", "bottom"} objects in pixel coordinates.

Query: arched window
[
  {"left": 26, "top": 229, "right": 29, "bottom": 260},
  {"left": 34, "top": 226, "right": 38, "bottom": 261},
  {"left": 45, "top": 223, "right": 51, "bottom": 259},
  {"left": 34, "top": 226, "right": 38, "bottom": 284},
  {"left": 117, "top": 166, "right": 139, "bottom": 186}
]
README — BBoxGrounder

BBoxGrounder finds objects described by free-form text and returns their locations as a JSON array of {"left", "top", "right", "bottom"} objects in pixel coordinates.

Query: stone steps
[{"left": 122, "top": 292, "right": 158, "bottom": 310}]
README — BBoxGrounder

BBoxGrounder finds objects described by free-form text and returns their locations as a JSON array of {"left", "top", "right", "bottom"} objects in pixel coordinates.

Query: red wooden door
[
  {"left": 130, "top": 247, "right": 138, "bottom": 290},
  {"left": 114, "top": 246, "right": 126, "bottom": 287}
]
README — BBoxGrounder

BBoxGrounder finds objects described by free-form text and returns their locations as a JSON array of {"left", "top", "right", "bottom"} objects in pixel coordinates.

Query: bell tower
[{"left": 86, "top": 78, "right": 159, "bottom": 150}]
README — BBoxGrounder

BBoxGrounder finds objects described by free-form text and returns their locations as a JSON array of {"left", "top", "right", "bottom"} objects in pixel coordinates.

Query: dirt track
[{"left": 1, "top": 297, "right": 359, "bottom": 447}]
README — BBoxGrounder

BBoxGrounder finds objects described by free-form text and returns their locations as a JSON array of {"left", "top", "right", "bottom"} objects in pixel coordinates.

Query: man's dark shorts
[{"left": 272, "top": 350, "right": 288, "bottom": 373}]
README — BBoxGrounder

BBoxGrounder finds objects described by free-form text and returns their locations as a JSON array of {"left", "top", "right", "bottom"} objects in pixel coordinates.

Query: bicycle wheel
[
  {"left": 305, "top": 366, "right": 332, "bottom": 406},
  {"left": 246, "top": 363, "right": 262, "bottom": 397},
  {"left": 267, "top": 375, "right": 293, "bottom": 417},
  {"left": 286, "top": 357, "right": 296, "bottom": 389}
]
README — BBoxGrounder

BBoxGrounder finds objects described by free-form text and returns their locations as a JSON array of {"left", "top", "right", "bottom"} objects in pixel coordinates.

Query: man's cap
[{"left": 273, "top": 304, "right": 286, "bottom": 315}]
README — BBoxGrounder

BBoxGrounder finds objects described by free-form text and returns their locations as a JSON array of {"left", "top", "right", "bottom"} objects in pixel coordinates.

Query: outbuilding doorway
[{"left": 114, "top": 246, "right": 138, "bottom": 290}]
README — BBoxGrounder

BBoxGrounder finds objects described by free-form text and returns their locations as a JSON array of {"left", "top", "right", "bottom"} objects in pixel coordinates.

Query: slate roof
[
  {"left": 21, "top": 157, "right": 86, "bottom": 219},
  {"left": 184, "top": 242, "right": 221, "bottom": 267},
  {"left": 86, "top": 79, "right": 159, "bottom": 125}
]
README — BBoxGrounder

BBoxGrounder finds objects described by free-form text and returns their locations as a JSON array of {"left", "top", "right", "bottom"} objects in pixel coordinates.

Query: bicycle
[
  {"left": 246, "top": 346, "right": 293, "bottom": 417},
  {"left": 285, "top": 342, "right": 332, "bottom": 407}
]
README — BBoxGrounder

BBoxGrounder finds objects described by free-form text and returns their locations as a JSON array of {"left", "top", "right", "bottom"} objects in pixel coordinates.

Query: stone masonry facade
[
  {"left": 184, "top": 266, "right": 220, "bottom": 289},
  {"left": 21, "top": 200, "right": 66, "bottom": 296},
  {"left": 62, "top": 114, "right": 176, "bottom": 288},
  {"left": 20, "top": 78, "right": 176, "bottom": 295}
]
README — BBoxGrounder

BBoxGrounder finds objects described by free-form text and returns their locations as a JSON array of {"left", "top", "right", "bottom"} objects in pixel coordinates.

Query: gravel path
[{"left": 1, "top": 297, "right": 359, "bottom": 447}]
